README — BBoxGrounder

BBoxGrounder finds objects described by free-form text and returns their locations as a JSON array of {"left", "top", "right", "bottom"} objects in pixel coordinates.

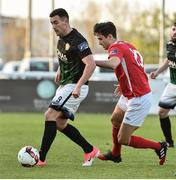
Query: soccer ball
[{"left": 17, "top": 146, "right": 40, "bottom": 167}]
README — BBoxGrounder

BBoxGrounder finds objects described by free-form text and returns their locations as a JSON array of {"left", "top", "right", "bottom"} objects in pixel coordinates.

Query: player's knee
[
  {"left": 44, "top": 111, "right": 50, "bottom": 120},
  {"left": 158, "top": 108, "right": 169, "bottom": 118},
  {"left": 117, "top": 134, "right": 128, "bottom": 145},
  {"left": 56, "top": 121, "right": 67, "bottom": 131},
  {"left": 44, "top": 109, "right": 56, "bottom": 120},
  {"left": 111, "top": 117, "right": 122, "bottom": 128},
  {"left": 57, "top": 124, "right": 65, "bottom": 131}
]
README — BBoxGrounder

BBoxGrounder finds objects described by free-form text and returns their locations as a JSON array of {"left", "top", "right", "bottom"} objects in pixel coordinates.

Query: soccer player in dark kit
[
  {"left": 150, "top": 22, "right": 176, "bottom": 147},
  {"left": 37, "top": 8, "right": 100, "bottom": 167}
]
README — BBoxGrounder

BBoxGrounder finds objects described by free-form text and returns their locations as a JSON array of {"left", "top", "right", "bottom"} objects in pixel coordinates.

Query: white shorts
[
  {"left": 51, "top": 84, "right": 89, "bottom": 114},
  {"left": 117, "top": 92, "right": 152, "bottom": 127},
  {"left": 159, "top": 83, "right": 176, "bottom": 109}
]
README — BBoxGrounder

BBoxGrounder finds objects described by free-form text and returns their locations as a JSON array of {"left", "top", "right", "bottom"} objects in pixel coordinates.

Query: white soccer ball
[{"left": 17, "top": 146, "right": 40, "bottom": 167}]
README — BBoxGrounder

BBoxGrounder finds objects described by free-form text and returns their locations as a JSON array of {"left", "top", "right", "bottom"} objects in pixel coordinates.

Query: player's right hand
[
  {"left": 150, "top": 71, "right": 158, "bottom": 79},
  {"left": 72, "top": 86, "right": 80, "bottom": 98}
]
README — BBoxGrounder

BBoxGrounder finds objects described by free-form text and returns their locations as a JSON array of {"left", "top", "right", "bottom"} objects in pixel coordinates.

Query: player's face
[
  {"left": 50, "top": 15, "right": 67, "bottom": 37},
  {"left": 95, "top": 34, "right": 111, "bottom": 50},
  {"left": 170, "top": 25, "right": 176, "bottom": 42}
]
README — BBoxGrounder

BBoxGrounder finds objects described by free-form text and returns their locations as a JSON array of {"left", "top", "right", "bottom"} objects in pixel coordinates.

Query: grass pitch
[{"left": 0, "top": 113, "right": 176, "bottom": 179}]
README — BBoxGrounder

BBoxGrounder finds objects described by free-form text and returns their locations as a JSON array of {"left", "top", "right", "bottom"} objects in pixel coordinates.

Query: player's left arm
[
  {"left": 72, "top": 54, "right": 96, "bottom": 98},
  {"left": 95, "top": 56, "right": 121, "bottom": 70}
]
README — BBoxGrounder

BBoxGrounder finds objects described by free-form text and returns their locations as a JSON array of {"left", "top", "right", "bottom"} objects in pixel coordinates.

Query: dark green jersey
[
  {"left": 166, "top": 40, "right": 176, "bottom": 84},
  {"left": 57, "top": 28, "right": 92, "bottom": 85}
]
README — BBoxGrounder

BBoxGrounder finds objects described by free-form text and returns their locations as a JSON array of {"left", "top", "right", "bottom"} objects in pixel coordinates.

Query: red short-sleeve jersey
[{"left": 108, "top": 41, "right": 151, "bottom": 99}]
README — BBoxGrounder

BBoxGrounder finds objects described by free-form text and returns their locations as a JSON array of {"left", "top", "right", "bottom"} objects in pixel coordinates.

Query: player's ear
[
  {"left": 108, "top": 34, "right": 113, "bottom": 39},
  {"left": 107, "top": 34, "right": 113, "bottom": 39}
]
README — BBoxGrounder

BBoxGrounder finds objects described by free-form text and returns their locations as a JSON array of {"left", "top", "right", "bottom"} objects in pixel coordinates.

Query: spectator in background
[{"left": 150, "top": 22, "right": 176, "bottom": 147}]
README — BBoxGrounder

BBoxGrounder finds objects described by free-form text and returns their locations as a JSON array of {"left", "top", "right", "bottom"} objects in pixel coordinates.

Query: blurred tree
[
  {"left": 105, "top": 0, "right": 161, "bottom": 64},
  {"left": 32, "top": 19, "right": 50, "bottom": 57},
  {"left": 129, "top": 8, "right": 161, "bottom": 64},
  {"left": 129, "top": 8, "right": 176, "bottom": 64},
  {"left": 2, "top": 17, "right": 25, "bottom": 61},
  {"left": 92, "top": 0, "right": 132, "bottom": 54},
  {"left": 78, "top": 1, "right": 101, "bottom": 52},
  {"left": 106, "top": 0, "right": 175, "bottom": 64},
  {"left": 1, "top": 1, "right": 175, "bottom": 63},
  {"left": 106, "top": 0, "right": 131, "bottom": 37}
]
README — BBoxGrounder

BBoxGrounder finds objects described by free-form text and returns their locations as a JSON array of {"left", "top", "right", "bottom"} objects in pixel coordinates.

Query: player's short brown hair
[{"left": 93, "top": 21, "right": 117, "bottom": 38}]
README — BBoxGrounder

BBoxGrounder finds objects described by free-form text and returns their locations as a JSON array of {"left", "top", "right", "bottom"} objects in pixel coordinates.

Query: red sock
[
  {"left": 111, "top": 126, "right": 122, "bottom": 156},
  {"left": 128, "top": 135, "right": 161, "bottom": 150}
]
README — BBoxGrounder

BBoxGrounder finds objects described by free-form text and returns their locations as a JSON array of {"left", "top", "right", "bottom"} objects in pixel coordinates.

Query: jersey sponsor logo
[
  {"left": 110, "top": 49, "right": 118, "bottom": 55},
  {"left": 57, "top": 49, "right": 68, "bottom": 63},
  {"left": 78, "top": 41, "right": 89, "bottom": 52},
  {"left": 169, "top": 60, "right": 176, "bottom": 69}
]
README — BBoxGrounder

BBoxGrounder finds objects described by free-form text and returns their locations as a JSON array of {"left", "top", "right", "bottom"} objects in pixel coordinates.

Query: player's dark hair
[
  {"left": 49, "top": 8, "right": 69, "bottom": 21},
  {"left": 93, "top": 21, "right": 117, "bottom": 38}
]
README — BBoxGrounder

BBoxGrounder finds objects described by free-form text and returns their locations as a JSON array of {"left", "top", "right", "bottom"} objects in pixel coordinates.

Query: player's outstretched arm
[
  {"left": 95, "top": 56, "right": 120, "bottom": 70},
  {"left": 150, "top": 59, "right": 169, "bottom": 79}
]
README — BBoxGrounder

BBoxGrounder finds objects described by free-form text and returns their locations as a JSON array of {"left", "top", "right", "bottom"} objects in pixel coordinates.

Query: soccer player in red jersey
[{"left": 93, "top": 21, "right": 168, "bottom": 165}]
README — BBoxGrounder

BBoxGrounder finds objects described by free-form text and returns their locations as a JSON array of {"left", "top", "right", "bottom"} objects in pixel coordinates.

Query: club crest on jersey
[
  {"left": 78, "top": 41, "right": 89, "bottom": 52},
  {"left": 110, "top": 49, "right": 118, "bottom": 55},
  {"left": 65, "top": 43, "right": 70, "bottom": 51}
]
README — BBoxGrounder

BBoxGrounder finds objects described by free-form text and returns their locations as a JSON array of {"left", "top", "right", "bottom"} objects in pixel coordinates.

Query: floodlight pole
[
  {"left": 25, "top": 0, "right": 32, "bottom": 58},
  {"left": 159, "top": 0, "right": 165, "bottom": 64},
  {"left": 49, "top": 0, "right": 55, "bottom": 71}
]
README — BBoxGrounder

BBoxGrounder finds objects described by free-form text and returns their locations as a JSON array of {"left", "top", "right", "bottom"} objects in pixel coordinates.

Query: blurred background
[
  {"left": 0, "top": 0, "right": 175, "bottom": 63},
  {"left": 0, "top": 0, "right": 175, "bottom": 114}
]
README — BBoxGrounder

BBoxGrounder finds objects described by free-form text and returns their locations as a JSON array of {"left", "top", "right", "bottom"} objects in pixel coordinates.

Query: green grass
[{"left": 0, "top": 113, "right": 176, "bottom": 179}]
